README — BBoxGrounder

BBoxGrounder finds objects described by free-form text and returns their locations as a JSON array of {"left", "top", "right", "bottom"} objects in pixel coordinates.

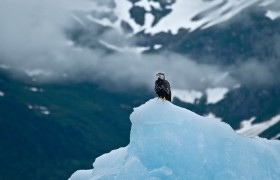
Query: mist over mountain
[{"left": 1, "top": 0, "right": 279, "bottom": 89}]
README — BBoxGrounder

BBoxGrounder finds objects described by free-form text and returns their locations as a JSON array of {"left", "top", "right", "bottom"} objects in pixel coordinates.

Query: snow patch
[
  {"left": 134, "top": 0, "right": 161, "bottom": 11},
  {"left": 114, "top": 0, "right": 141, "bottom": 32},
  {"left": 28, "top": 87, "right": 44, "bottom": 92},
  {"left": 113, "top": 0, "right": 157, "bottom": 33},
  {"left": 42, "top": 110, "right": 50, "bottom": 115},
  {"left": 99, "top": 39, "right": 149, "bottom": 54},
  {"left": 135, "top": 0, "right": 152, "bottom": 11},
  {"left": 144, "top": 0, "right": 260, "bottom": 35},
  {"left": 25, "top": 69, "right": 52, "bottom": 77},
  {"left": 28, "top": 105, "right": 50, "bottom": 115},
  {"left": 272, "top": 133, "right": 280, "bottom": 140},
  {"left": 265, "top": 10, "right": 280, "bottom": 20},
  {"left": 204, "top": 113, "right": 223, "bottom": 122},
  {"left": 153, "top": 44, "right": 163, "bottom": 50},
  {"left": 149, "top": 1, "right": 161, "bottom": 10},
  {"left": 172, "top": 89, "right": 202, "bottom": 104},
  {"left": 206, "top": 87, "right": 229, "bottom": 104},
  {"left": 84, "top": 0, "right": 278, "bottom": 36},
  {"left": 201, "top": 0, "right": 260, "bottom": 30},
  {"left": 237, "top": 115, "right": 280, "bottom": 137}
]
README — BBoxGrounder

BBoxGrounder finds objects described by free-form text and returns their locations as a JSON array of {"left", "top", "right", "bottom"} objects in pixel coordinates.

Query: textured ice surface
[{"left": 69, "top": 98, "right": 280, "bottom": 180}]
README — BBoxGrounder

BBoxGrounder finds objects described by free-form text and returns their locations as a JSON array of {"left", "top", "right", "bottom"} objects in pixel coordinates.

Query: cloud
[
  {"left": 229, "top": 59, "right": 279, "bottom": 86},
  {"left": 265, "top": 1, "right": 280, "bottom": 11},
  {"left": 0, "top": 0, "right": 89, "bottom": 69},
  {"left": 0, "top": 0, "right": 278, "bottom": 92},
  {"left": 62, "top": 52, "right": 237, "bottom": 90},
  {"left": 0, "top": 0, "right": 236, "bottom": 90}
]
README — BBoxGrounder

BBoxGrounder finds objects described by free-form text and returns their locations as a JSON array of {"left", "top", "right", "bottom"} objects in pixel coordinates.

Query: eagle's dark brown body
[{"left": 155, "top": 79, "right": 171, "bottom": 101}]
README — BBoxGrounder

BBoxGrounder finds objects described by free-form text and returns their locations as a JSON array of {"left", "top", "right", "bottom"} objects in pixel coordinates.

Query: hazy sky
[{"left": 0, "top": 0, "right": 278, "bottom": 91}]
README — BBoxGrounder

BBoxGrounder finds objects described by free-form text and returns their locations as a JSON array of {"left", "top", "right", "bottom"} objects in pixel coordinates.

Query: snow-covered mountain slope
[
  {"left": 84, "top": 0, "right": 280, "bottom": 35},
  {"left": 69, "top": 98, "right": 280, "bottom": 180},
  {"left": 237, "top": 115, "right": 280, "bottom": 137}
]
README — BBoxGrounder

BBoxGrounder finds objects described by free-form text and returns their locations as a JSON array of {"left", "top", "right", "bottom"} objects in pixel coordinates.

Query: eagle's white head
[{"left": 156, "top": 72, "right": 165, "bottom": 80}]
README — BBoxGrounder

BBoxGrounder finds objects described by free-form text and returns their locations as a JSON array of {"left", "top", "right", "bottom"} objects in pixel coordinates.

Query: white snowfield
[
  {"left": 74, "top": 0, "right": 279, "bottom": 54},
  {"left": 172, "top": 89, "right": 203, "bottom": 104},
  {"left": 206, "top": 87, "right": 229, "bottom": 104},
  {"left": 266, "top": 10, "right": 280, "bottom": 20},
  {"left": 172, "top": 87, "right": 228, "bottom": 105},
  {"left": 237, "top": 115, "right": 280, "bottom": 137},
  {"left": 69, "top": 98, "right": 280, "bottom": 180}
]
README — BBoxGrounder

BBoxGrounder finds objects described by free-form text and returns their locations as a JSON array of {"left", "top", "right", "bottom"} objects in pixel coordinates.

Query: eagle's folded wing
[{"left": 164, "top": 81, "right": 171, "bottom": 95}]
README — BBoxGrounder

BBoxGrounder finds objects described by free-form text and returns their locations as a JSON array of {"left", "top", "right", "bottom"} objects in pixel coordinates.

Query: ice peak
[{"left": 70, "top": 98, "right": 280, "bottom": 180}]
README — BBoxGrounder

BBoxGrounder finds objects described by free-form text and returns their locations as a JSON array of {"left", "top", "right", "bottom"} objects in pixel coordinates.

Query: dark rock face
[{"left": 130, "top": 6, "right": 146, "bottom": 26}]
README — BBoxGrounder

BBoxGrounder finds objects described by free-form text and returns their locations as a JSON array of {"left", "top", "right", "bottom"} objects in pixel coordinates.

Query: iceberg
[{"left": 69, "top": 98, "right": 280, "bottom": 180}]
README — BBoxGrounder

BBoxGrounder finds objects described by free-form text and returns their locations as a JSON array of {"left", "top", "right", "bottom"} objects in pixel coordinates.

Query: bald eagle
[{"left": 155, "top": 72, "right": 171, "bottom": 101}]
